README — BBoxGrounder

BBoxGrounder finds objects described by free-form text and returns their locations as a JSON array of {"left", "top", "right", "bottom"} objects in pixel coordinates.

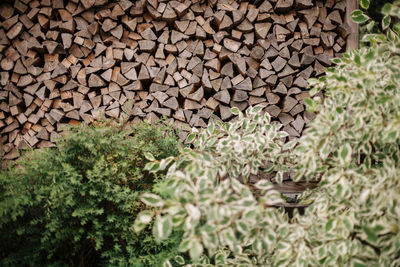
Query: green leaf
[
  {"left": 387, "top": 28, "right": 397, "bottom": 42},
  {"left": 350, "top": 10, "right": 369, "bottom": 24},
  {"left": 135, "top": 210, "right": 154, "bottom": 224},
  {"left": 283, "top": 140, "right": 297, "bottom": 151},
  {"left": 310, "top": 87, "right": 318, "bottom": 96},
  {"left": 186, "top": 133, "right": 196, "bottom": 144},
  {"left": 343, "top": 218, "right": 353, "bottom": 231},
  {"left": 363, "top": 226, "right": 378, "bottom": 243},
  {"left": 304, "top": 98, "right": 313, "bottom": 106},
  {"left": 185, "top": 203, "right": 201, "bottom": 220},
  {"left": 174, "top": 255, "right": 185, "bottom": 265},
  {"left": 140, "top": 193, "right": 165, "bottom": 207},
  {"left": 252, "top": 105, "right": 263, "bottom": 114},
  {"left": 144, "top": 161, "right": 161, "bottom": 172},
  {"left": 307, "top": 78, "right": 319, "bottom": 86},
  {"left": 207, "top": 120, "right": 215, "bottom": 135},
  {"left": 381, "top": 3, "right": 392, "bottom": 14},
  {"left": 214, "top": 253, "right": 225, "bottom": 265},
  {"left": 276, "top": 131, "right": 289, "bottom": 138},
  {"left": 178, "top": 238, "right": 191, "bottom": 252},
  {"left": 189, "top": 240, "right": 203, "bottom": 260},
  {"left": 366, "top": 21, "right": 375, "bottom": 32},
  {"left": 221, "top": 228, "right": 236, "bottom": 250},
  {"left": 326, "top": 219, "right": 335, "bottom": 232},
  {"left": 317, "top": 246, "right": 326, "bottom": 260},
  {"left": 153, "top": 215, "right": 172, "bottom": 241},
  {"left": 353, "top": 260, "right": 367, "bottom": 267},
  {"left": 159, "top": 157, "right": 173, "bottom": 170},
  {"left": 365, "top": 50, "right": 375, "bottom": 62},
  {"left": 264, "top": 111, "right": 271, "bottom": 123},
  {"left": 382, "top": 15, "right": 391, "bottom": 30},
  {"left": 144, "top": 152, "right": 156, "bottom": 161},
  {"left": 376, "top": 96, "right": 391, "bottom": 104},
  {"left": 276, "top": 171, "right": 283, "bottom": 184},
  {"left": 246, "top": 122, "right": 257, "bottom": 133},
  {"left": 255, "top": 179, "right": 274, "bottom": 190},
  {"left": 361, "top": 34, "right": 379, "bottom": 42},
  {"left": 354, "top": 54, "right": 361, "bottom": 67},
  {"left": 360, "top": 0, "right": 369, "bottom": 9},
  {"left": 231, "top": 107, "right": 240, "bottom": 115},
  {"left": 393, "top": 22, "right": 400, "bottom": 35},
  {"left": 339, "top": 143, "right": 352, "bottom": 164}
]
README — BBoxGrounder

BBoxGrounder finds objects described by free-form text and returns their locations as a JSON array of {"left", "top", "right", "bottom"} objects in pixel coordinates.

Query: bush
[
  {"left": 0, "top": 120, "right": 182, "bottom": 266},
  {"left": 281, "top": 2, "right": 400, "bottom": 265},
  {"left": 134, "top": 106, "right": 295, "bottom": 265},
  {"left": 136, "top": 3, "right": 400, "bottom": 266}
]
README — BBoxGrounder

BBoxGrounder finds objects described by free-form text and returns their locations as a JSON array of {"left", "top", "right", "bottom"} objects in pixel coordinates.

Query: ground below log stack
[{"left": 0, "top": 0, "right": 351, "bottom": 159}]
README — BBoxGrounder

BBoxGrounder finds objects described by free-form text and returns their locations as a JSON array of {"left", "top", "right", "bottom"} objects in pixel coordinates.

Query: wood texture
[
  {"left": 345, "top": 0, "right": 359, "bottom": 51},
  {"left": 0, "top": 0, "right": 354, "bottom": 160}
]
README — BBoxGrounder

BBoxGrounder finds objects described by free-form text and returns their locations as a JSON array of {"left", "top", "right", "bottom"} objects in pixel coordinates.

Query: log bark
[{"left": 0, "top": 0, "right": 353, "bottom": 158}]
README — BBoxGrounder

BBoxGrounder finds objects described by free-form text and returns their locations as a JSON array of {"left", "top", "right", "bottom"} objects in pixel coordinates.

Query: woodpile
[{"left": 0, "top": 0, "right": 353, "bottom": 159}]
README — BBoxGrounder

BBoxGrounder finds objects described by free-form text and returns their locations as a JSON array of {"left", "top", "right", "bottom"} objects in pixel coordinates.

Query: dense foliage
[
  {"left": 137, "top": 106, "right": 295, "bottom": 264},
  {"left": 0, "top": 120, "right": 182, "bottom": 266},
  {"left": 366, "top": 0, "right": 394, "bottom": 30},
  {"left": 137, "top": 2, "right": 400, "bottom": 266},
  {"left": 276, "top": 2, "right": 400, "bottom": 266}
]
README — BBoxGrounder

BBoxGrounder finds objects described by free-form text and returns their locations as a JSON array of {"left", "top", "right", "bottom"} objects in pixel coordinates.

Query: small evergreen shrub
[{"left": 0, "top": 120, "right": 182, "bottom": 266}]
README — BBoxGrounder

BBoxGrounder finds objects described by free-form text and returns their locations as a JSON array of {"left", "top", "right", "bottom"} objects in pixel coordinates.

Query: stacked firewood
[{"left": 0, "top": 0, "right": 352, "bottom": 159}]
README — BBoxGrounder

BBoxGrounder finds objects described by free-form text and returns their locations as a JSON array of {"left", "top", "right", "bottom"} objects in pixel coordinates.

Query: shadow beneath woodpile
[{"left": 247, "top": 172, "right": 319, "bottom": 218}]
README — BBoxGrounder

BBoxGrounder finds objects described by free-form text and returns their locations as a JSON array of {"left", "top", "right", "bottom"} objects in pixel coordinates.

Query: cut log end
[{"left": 0, "top": 0, "right": 350, "bottom": 159}]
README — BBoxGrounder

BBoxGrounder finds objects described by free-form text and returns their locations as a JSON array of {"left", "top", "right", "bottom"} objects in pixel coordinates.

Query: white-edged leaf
[
  {"left": 255, "top": 179, "right": 274, "bottom": 190},
  {"left": 366, "top": 21, "right": 375, "bottom": 31},
  {"left": 144, "top": 162, "right": 161, "bottom": 172},
  {"left": 159, "top": 157, "right": 174, "bottom": 170},
  {"left": 133, "top": 222, "right": 147, "bottom": 233},
  {"left": 382, "top": 15, "right": 391, "bottom": 30},
  {"left": 174, "top": 255, "right": 185, "bottom": 265},
  {"left": 381, "top": 3, "right": 392, "bottom": 14},
  {"left": 350, "top": 10, "right": 370, "bottom": 24},
  {"left": 252, "top": 105, "right": 263, "bottom": 114},
  {"left": 207, "top": 120, "right": 215, "bottom": 135},
  {"left": 144, "top": 152, "right": 156, "bottom": 161},
  {"left": 189, "top": 240, "right": 203, "bottom": 260},
  {"left": 153, "top": 214, "right": 172, "bottom": 241},
  {"left": 264, "top": 111, "right": 271, "bottom": 123},
  {"left": 277, "top": 131, "right": 289, "bottom": 138},
  {"left": 186, "top": 132, "right": 196, "bottom": 143},
  {"left": 178, "top": 238, "right": 191, "bottom": 252},
  {"left": 360, "top": 0, "right": 369, "bottom": 9},
  {"left": 185, "top": 203, "right": 201, "bottom": 220},
  {"left": 140, "top": 193, "right": 165, "bottom": 207},
  {"left": 339, "top": 143, "right": 352, "bottom": 164},
  {"left": 135, "top": 210, "right": 154, "bottom": 224},
  {"left": 276, "top": 171, "right": 283, "bottom": 184},
  {"left": 231, "top": 107, "right": 240, "bottom": 115},
  {"left": 283, "top": 140, "right": 297, "bottom": 151}
]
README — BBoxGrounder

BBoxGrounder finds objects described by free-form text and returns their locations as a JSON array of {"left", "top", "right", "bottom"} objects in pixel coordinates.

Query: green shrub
[
  {"left": 0, "top": 120, "right": 182, "bottom": 266},
  {"left": 134, "top": 106, "right": 295, "bottom": 265},
  {"left": 280, "top": 2, "right": 400, "bottom": 265},
  {"left": 136, "top": 2, "right": 400, "bottom": 266}
]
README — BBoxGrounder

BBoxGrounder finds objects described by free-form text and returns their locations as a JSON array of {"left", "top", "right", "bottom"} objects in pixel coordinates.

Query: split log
[{"left": 0, "top": 0, "right": 351, "bottom": 159}]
